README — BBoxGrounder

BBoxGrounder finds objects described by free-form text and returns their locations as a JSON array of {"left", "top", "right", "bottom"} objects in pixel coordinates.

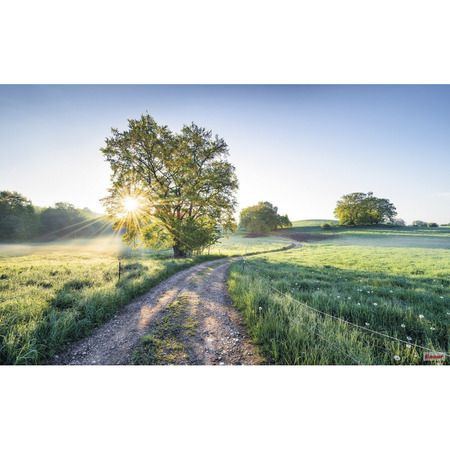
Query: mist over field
[{"left": 0, "top": 236, "right": 123, "bottom": 258}]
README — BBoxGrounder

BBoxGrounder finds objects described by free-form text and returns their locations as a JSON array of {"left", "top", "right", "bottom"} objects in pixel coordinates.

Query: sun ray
[
  {"left": 32, "top": 216, "right": 103, "bottom": 241},
  {"left": 89, "top": 220, "right": 113, "bottom": 238},
  {"left": 59, "top": 217, "right": 108, "bottom": 240}
]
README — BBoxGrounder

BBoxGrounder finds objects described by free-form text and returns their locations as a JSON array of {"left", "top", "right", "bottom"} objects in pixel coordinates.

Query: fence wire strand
[{"left": 242, "top": 257, "right": 450, "bottom": 359}]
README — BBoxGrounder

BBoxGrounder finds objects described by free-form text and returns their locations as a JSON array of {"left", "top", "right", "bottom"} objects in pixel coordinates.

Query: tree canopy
[
  {"left": 0, "top": 191, "right": 38, "bottom": 241},
  {"left": 100, "top": 114, "right": 239, "bottom": 257},
  {"left": 239, "top": 201, "right": 292, "bottom": 233},
  {"left": 334, "top": 192, "right": 397, "bottom": 226}
]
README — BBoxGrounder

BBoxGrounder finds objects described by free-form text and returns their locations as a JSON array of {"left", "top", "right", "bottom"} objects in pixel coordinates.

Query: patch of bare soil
[{"left": 50, "top": 258, "right": 262, "bottom": 365}]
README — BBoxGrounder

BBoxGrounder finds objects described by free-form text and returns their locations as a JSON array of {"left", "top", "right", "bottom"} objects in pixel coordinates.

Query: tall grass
[
  {"left": 228, "top": 227, "right": 450, "bottom": 365},
  {"left": 0, "top": 250, "right": 218, "bottom": 364},
  {"left": 0, "top": 231, "right": 290, "bottom": 365}
]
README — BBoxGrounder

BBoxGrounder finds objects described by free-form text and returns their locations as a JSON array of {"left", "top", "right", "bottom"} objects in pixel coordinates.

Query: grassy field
[
  {"left": 210, "top": 229, "right": 292, "bottom": 256},
  {"left": 0, "top": 232, "right": 290, "bottom": 365},
  {"left": 228, "top": 222, "right": 450, "bottom": 365}
]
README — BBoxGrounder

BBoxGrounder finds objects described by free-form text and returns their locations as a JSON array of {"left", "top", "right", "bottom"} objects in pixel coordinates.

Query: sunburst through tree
[{"left": 101, "top": 114, "right": 238, "bottom": 257}]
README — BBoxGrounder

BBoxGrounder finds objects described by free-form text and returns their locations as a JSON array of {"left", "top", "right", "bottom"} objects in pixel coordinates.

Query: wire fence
[
  {"left": 0, "top": 259, "right": 124, "bottom": 303},
  {"left": 240, "top": 256, "right": 450, "bottom": 361}
]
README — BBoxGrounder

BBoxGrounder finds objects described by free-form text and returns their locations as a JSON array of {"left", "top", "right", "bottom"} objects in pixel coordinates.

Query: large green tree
[
  {"left": 334, "top": 192, "right": 397, "bottom": 226},
  {"left": 100, "top": 114, "right": 239, "bottom": 258},
  {"left": 0, "top": 191, "right": 38, "bottom": 241},
  {"left": 239, "top": 201, "right": 292, "bottom": 233}
]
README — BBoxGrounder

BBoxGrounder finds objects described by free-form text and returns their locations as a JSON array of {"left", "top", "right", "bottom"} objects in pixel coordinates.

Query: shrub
[
  {"left": 393, "top": 218, "right": 406, "bottom": 226},
  {"left": 239, "top": 202, "right": 291, "bottom": 233},
  {"left": 427, "top": 222, "right": 438, "bottom": 227}
]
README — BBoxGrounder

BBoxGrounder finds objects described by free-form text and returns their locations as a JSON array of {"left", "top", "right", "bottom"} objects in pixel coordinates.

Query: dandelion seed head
[{"left": 419, "top": 314, "right": 424, "bottom": 319}]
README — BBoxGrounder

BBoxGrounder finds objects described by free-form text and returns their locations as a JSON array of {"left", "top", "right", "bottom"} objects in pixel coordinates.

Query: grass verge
[
  {"left": 0, "top": 254, "right": 212, "bottom": 365},
  {"left": 227, "top": 229, "right": 449, "bottom": 365}
]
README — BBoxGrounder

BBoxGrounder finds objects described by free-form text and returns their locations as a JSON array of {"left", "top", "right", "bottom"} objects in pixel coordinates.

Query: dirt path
[{"left": 52, "top": 240, "right": 301, "bottom": 366}]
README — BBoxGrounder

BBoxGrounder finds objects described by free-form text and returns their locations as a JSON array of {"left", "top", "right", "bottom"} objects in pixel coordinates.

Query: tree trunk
[{"left": 173, "top": 243, "right": 187, "bottom": 259}]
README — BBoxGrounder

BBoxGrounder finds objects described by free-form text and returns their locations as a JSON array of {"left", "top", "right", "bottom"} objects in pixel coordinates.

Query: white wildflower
[
  {"left": 401, "top": 324, "right": 406, "bottom": 328},
  {"left": 357, "top": 302, "right": 361, "bottom": 305},
  {"left": 365, "top": 322, "right": 370, "bottom": 326},
  {"left": 258, "top": 306, "right": 262, "bottom": 311},
  {"left": 407, "top": 336, "right": 412, "bottom": 341},
  {"left": 406, "top": 344, "right": 411, "bottom": 348},
  {"left": 430, "top": 327, "right": 435, "bottom": 331},
  {"left": 394, "top": 355, "right": 401, "bottom": 361},
  {"left": 419, "top": 314, "right": 424, "bottom": 319},
  {"left": 373, "top": 303, "right": 378, "bottom": 306}
]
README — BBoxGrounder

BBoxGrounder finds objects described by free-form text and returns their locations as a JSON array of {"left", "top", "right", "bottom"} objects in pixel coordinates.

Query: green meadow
[
  {"left": 2, "top": 223, "right": 449, "bottom": 365},
  {"left": 228, "top": 222, "right": 450, "bottom": 365},
  {"left": 0, "top": 232, "right": 290, "bottom": 365},
  {"left": 210, "top": 229, "right": 292, "bottom": 256}
]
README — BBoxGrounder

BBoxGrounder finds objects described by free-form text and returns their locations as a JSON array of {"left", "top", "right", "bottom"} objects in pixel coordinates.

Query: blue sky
[{"left": 0, "top": 84, "right": 449, "bottom": 224}]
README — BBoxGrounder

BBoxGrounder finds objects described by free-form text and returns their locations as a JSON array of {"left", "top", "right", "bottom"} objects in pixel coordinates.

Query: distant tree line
[
  {"left": 412, "top": 220, "right": 439, "bottom": 227},
  {"left": 239, "top": 201, "right": 292, "bottom": 233},
  {"left": 0, "top": 191, "right": 112, "bottom": 243},
  {"left": 333, "top": 192, "right": 445, "bottom": 227}
]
